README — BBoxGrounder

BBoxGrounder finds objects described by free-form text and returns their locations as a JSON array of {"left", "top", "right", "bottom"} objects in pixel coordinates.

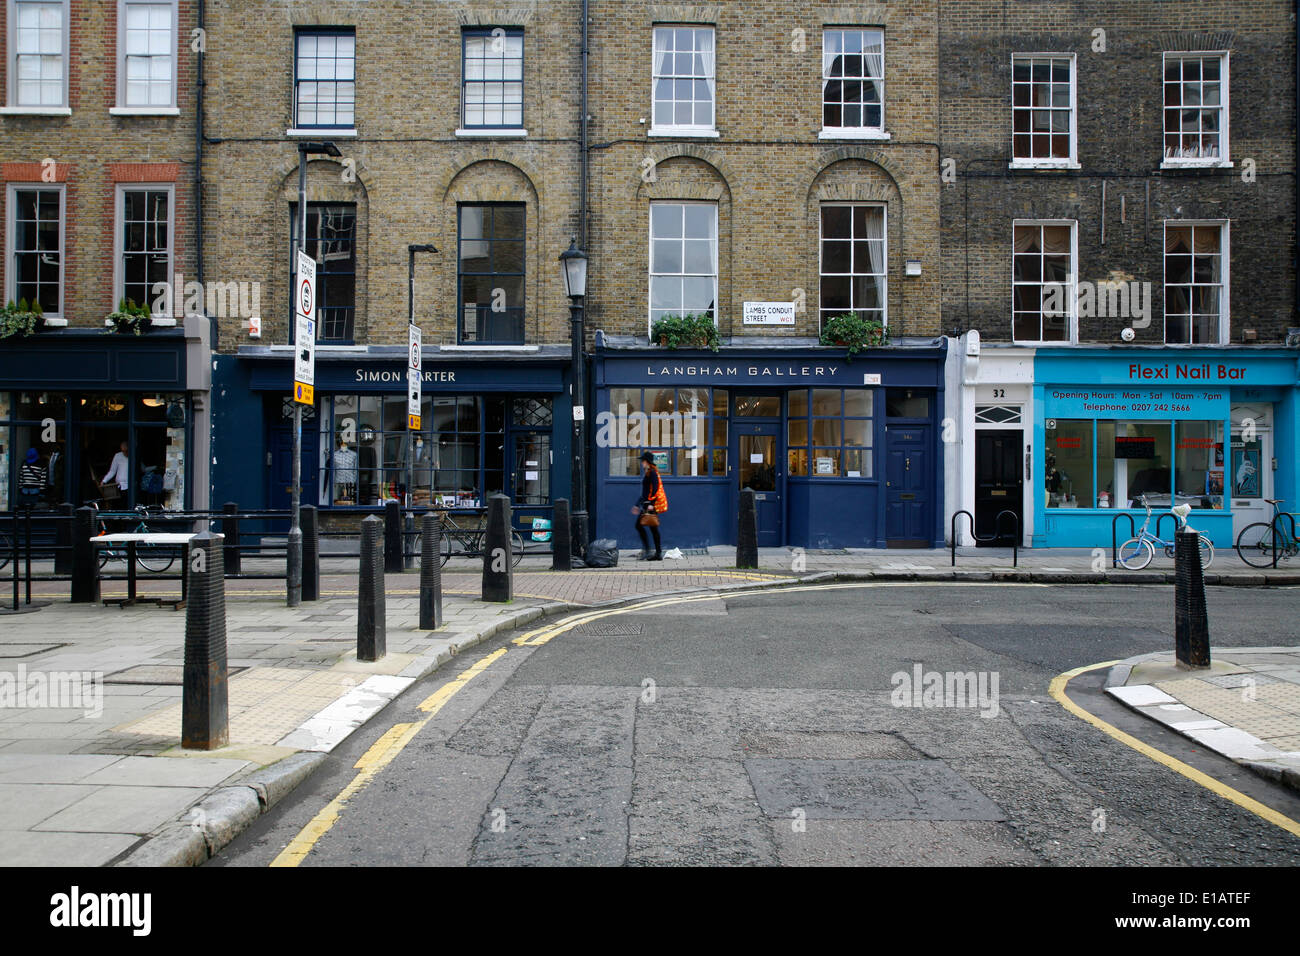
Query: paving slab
[{"left": 34, "top": 785, "right": 209, "bottom": 835}]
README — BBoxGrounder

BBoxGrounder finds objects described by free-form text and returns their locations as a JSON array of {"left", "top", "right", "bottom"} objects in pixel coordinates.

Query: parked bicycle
[
  {"left": 1235, "top": 499, "right": 1298, "bottom": 569},
  {"left": 1118, "top": 495, "right": 1214, "bottom": 570},
  {"left": 0, "top": 528, "right": 10, "bottom": 572},
  {"left": 413, "top": 510, "right": 524, "bottom": 568},
  {"left": 89, "top": 501, "right": 176, "bottom": 573}
]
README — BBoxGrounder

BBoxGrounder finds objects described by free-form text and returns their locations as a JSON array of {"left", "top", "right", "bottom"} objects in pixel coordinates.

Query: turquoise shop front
[{"left": 1032, "top": 348, "right": 1300, "bottom": 549}]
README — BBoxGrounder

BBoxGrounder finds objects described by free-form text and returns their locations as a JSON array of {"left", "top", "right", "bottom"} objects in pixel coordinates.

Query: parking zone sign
[
  {"left": 407, "top": 324, "right": 422, "bottom": 430},
  {"left": 294, "top": 250, "right": 316, "bottom": 405}
]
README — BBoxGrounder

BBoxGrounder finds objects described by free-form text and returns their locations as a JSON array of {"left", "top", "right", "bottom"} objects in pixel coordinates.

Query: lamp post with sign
[
  {"left": 407, "top": 244, "right": 437, "bottom": 512},
  {"left": 288, "top": 141, "right": 340, "bottom": 607},
  {"left": 559, "top": 239, "right": 589, "bottom": 556}
]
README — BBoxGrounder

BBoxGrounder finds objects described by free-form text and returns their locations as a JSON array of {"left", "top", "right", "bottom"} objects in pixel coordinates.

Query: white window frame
[
  {"left": 291, "top": 27, "right": 357, "bottom": 134},
  {"left": 1, "top": 0, "right": 70, "bottom": 114},
  {"left": 113, "top": 183, "right": 176, "bottom": 323},
  {"left": 818, "top": 202, "right": 888, "bottom": 331},
  {"left": 1162, "top": 220, "right": 1229, "bottom": 346},
  {"left": 1161, "top": 52, "right": 1231, "bottom": 169},
  {"left": 1009, "top": 53, "right": 1079, "bottom": 170},
  {"left": 647, "top": 200, "right": 718, "bottom": 332},
  {"left": 649, "top": 24, "right": 718, "bottom": 138},
  {"left": 111, "top": 0, "right": 179, "bottom": 115},
  {"left": 1011, "top": 219, "right": 1078, "bottom": 345},
  {"left": 4, "top": 182, "right": 66, "bottom": 323},
  {"left": 819, "top": 27, "right": 889, "bottom": 141}
]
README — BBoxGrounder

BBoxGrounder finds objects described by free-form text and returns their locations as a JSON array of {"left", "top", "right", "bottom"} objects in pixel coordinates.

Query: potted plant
[
  {"left": 650, "top": 313, "right": 721, "bottom": 352},
  {"left": 105, "top": 298, "right": 153, "bottom": 336},
  {"left": 819, "top": 311, "right": 887, "bottom": 360},
  {"left": 0, "top": 299, "right": 44, "bottom": 339}
]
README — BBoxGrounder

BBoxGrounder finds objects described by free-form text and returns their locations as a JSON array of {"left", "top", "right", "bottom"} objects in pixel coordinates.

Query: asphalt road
[{"left": 214, "top": 583, "right": 1300, "bottom": 867}]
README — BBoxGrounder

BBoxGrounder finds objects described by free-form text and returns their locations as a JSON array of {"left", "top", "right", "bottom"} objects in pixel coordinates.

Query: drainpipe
[
  {"left": 196, "top": 0, "right": 208, "bottom": 348},
  {"left": 191, "top": 0, "right": 212, "bottom": 517},
  {"left": 580, "top": 0, "right": 589, "bottom": 247}
]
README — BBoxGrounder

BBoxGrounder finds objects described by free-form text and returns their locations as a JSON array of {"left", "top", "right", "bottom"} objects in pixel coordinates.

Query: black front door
[{"left": 975, "top": 430, "right": 1023, "bottom": 545}]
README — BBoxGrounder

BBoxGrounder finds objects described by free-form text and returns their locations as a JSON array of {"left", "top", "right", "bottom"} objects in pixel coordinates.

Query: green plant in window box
[
  {"left": 650, "top": 313, "right": 720, "bottom": 352},
  {"left": 819, "top": 312, "right": 887, "bottom": 361},
  {"left": 0, "top": 298, "right": 45, "bottom": 339},
  {"left": 105, "top": 298, "right": 153, "bottom": 336}
]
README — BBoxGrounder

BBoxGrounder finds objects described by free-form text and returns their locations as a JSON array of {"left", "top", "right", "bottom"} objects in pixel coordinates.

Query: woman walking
[{"left": 634, "top": 451, "right": 667, "bottom": 561}]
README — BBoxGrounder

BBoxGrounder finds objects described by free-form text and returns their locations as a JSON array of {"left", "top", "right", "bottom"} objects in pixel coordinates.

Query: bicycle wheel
[
  {"left": 0, "top": 533, "right": 10, "bottom": 571},
  {"left": 1236, "top": 523, "right": 1281, "bottom": 569},
  {"left": 1197, "top": 535, "right": 1214, "bottom": 569},
  {"left": 511, "top": 532, "right": 525, "bottom": 568},
  {"left": 97, "top": 542, "right": 115, "bottom": 569},
  {"left": 439, "top": 529, "right": 454, "bottom": 567},
  {"left": 1118, "top": 537, "right": 1154, "bottom": 570},
  {"left": 136, "top": 543, "right": 174, "bottom": 573}
]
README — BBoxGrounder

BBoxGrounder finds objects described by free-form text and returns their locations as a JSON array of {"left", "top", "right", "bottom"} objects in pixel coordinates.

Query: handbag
[{"left": 638, "top": 503, "right": 659, "bottom": 527}]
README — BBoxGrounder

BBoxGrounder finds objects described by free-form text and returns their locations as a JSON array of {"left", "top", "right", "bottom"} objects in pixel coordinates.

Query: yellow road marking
[
  {"left": 1050, "top": 661, "right": 1300, "bottom": 838},
  {"left": 270, "top": 646, "right": 508, "bottom": 867}
]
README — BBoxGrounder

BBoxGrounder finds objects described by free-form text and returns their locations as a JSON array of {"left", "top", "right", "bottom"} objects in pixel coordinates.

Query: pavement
[{"left": 0, "top": 544, "right": 1296, "bottom": 867}]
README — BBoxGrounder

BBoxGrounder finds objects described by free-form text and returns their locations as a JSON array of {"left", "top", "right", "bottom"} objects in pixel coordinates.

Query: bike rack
[
  {"left": 1110, "top": 512, "right": 1137, "bottom": 569},
  {"left": 1268, "top": 511, "right": 1298, "bottom": 569},
  {"left": 951, "top": 510, "right": 1019, "bottom": 568}
]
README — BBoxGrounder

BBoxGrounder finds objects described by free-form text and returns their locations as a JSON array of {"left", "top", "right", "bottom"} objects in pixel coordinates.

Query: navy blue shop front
[{"left": 591, "top": 341, "right": 947, "bottom": 550}]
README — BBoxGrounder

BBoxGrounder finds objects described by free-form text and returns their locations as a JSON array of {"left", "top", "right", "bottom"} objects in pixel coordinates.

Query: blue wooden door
[
  {"left": 735, "top": 422, "right": 782, "bottom": 547},
  {"left": 884, "top": 424, "right": 931, "bottom": 547}
]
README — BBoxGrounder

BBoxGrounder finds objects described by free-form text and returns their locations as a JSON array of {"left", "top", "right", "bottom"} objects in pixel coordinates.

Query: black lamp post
[
  {"left": 287, "top": 140, "right": 341, "bottom": 607},
  {"left": 560, "top": 238, "right": 589, "bottom": 556}
]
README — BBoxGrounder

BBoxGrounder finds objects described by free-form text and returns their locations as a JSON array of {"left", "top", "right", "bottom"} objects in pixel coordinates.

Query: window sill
[
  {"left": 440, "top": 344, "right": 537, "bottom": 351},
  {"left": 1009, "top": 160, "right": 1081, "bottom": 171},
  {"left": 648, "top": 127, "right": 720, "bottom": 138},
  {"left": 1160, "top": 159, "right": 1233, "bottom": 170},
  {"left": 38, "top": 317, "right": 67, "bottom": 326},
  {"left": 455, "top": 128, "right": 528, "bottom": 138},
  {"left": 818, "top": 128, "right": 890, "bottom": 141},
  {"left": 285, "top": 128, "right": 357, "bottom": 138},
  {"left": 103, "top": 316, "right": 176, "bottom": 327},
  {"left": 0, "top": 106, "right": 71, "bottom": 116},
  {"left": 111, "top": 107, "right": 180, "bottom": 116}
]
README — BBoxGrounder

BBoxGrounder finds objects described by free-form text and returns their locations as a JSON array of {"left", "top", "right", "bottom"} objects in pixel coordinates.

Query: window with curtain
[
  {"left": 819, "top": 204, "right": 886, "bottom": 330},
  {"left": 10, "top": 0, "right": 67, "bottom": 107},
  {"left": 118, "top": 187, "right": 171, "bottom": 314},
  {"left": 1012, "top": 221, "right": 1074, "bottom": 343},
  {"left": 1163, "top": 53, "right": 1227, "bottom": 163},
  {"left": 118, "top": 1, "right": 176, "bottom": 108},
  {"left": 652, "top": 26, "right": 715, "bottom": 130},
  {"left": 649, "top": 202, "right": 717, "bottom": 327},
  {"left": 462, "top": 28, "right": 524, "bottom": 128},
  {"left": 822, "top": 29, "right": 884, "bottom": 131},
  {"left": 1012, "top": 55, "right": 1074, "bottom": 163},
  {"left": 295, "top": 28, "right": 356, "bottom": 128},
  {"left": 1164, "top": 223, "right": 1225, "bottom": 344}
]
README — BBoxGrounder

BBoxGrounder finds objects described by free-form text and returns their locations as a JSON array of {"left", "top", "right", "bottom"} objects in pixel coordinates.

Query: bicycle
[
  {"left": 0, "top": 528, "right": 9, "bottom": 572},
  {"left": 1118, "top": 494, "right": 1215, "bottom": 570},
  {"left": 413, "top": 510, "right": 523, "bottom": 568},
  {"left": 90, "top": 501, "right": 176, "bottom": 573},
  {"left": 1235, "top": 499, "right": 1298, "bottom": 569}
]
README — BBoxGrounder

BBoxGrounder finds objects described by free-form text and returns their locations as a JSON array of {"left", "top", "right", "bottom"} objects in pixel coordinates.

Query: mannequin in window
[{"left": 333, "top": 439, "right": 358, "bottom": 503}]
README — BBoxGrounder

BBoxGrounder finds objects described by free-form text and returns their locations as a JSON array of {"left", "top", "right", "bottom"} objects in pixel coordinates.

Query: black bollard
[
  {"left": 481, "top": 493, "right": 513, "bottom": 603},
  {"left": 419, "top": 512, "right": 443, "bottom": 630},
  {"left": 737, "top": 488, "right": 758, "bottom": 569},
  {"left": 302, "top": 504, "right": 319, "bottom": 602},
  {"left": 71, "top": 506, "right": 99, "bottom": 604},
  {"left": 384, "top": 499, "right": 403, "bottom": 574},
  {"left": 54, "top": 502, "right": 73, "bottom": 575},
  {"left": 552, "top": 498, "right": 572, "bottom": 571},
  {"left": 182, "top": 532, "right": 229, "bottom": 750},
  {"left": 222, "top": 502, "right": 242, "bottom": 574},
  {"left": 1174, "top": 531, "right": 1211, "bottom": 669},
  {"left": 358, "top": 514, "right": 386, "bottom": 661}
]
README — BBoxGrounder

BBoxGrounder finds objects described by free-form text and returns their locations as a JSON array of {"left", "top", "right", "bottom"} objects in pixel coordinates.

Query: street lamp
[
  {"left": 559, "top": 238, "right": 589, "bottom": 556},
  {"left": 287, "top": 140, "right": 341, "bottom": 608},
  {"left": 406, "top": 243, "right": 437, "bottom": 519}
]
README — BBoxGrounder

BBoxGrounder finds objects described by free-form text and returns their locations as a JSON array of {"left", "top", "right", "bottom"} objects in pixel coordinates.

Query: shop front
[
  {"left": 1032, "top": 348, "right": 1300, "bottom": 549},
  {"left": 212, "top": 345, "right": 573, "bottom": 531},
  {"left": 0, "top": 324, "right": 210, "bottom": 514},
  {"left": 592, "top": 340, "right": 948, "bottom": 550}
]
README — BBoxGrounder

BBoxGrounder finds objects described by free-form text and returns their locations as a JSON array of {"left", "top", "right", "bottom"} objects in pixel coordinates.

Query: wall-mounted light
[
  {"left": 905, "top": 260, "right": 922, "bottom": 277},
  {"left": 142, "top": 395, "right": 166, "bottom": 408}
]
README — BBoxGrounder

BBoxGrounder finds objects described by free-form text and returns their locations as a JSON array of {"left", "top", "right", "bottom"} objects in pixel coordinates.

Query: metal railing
[{"left": 950, "top": 510, "right": 1019, "bottom": 568}]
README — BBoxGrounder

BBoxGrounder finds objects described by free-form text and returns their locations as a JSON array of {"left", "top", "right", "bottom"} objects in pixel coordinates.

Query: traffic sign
[
  {"left": 407, "top": 323, "right": 422, "bottom": 430},
  {"left": 293, "top": 251, "right": 316, "bottom": 405}
]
